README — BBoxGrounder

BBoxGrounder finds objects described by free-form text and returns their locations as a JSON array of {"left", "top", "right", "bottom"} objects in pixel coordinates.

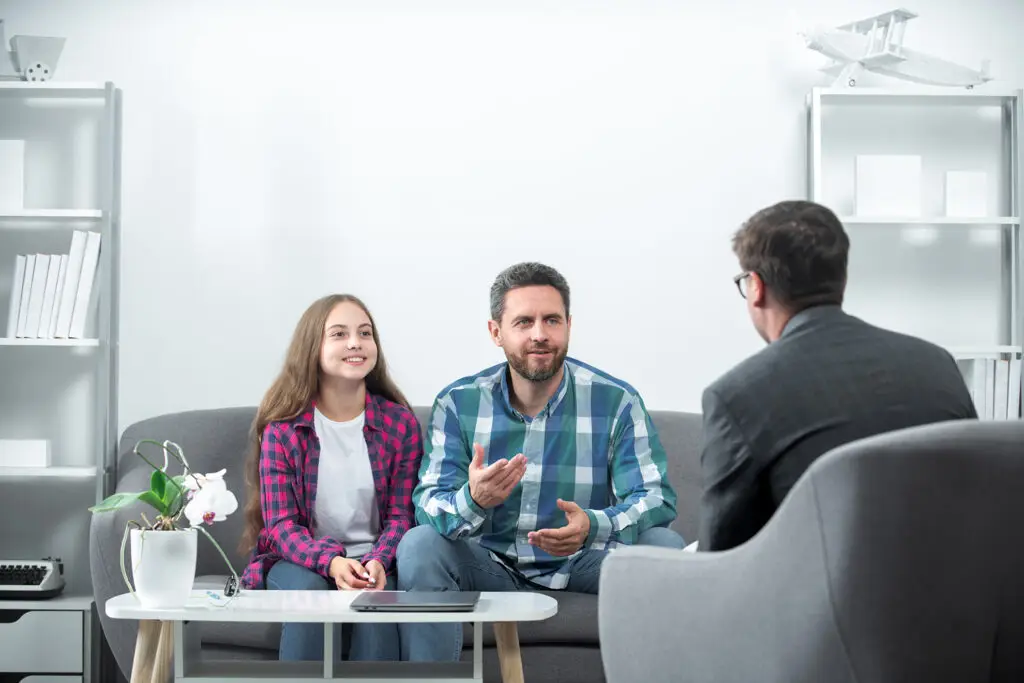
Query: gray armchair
[{"left": 599, "top": 418, "right": 1024, "bottom": 683}]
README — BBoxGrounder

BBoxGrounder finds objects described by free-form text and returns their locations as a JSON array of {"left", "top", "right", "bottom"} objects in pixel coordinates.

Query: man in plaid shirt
[{"left": 396, "top": 262, "right": 684, "bottom": 662}]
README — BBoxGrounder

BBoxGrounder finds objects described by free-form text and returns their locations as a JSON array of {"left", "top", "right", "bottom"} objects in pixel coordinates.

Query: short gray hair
[{"left": 489, "top": 262, "right": 571, "bottom": 322}]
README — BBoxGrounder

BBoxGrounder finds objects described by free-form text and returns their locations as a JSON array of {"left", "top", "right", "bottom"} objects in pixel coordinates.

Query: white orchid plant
[{"left": 88, "top": 439, "right": 242, "bottom": 597}]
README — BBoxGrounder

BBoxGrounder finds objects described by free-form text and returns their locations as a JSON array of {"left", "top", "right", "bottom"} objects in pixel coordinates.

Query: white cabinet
[
  {"left": 808, "top": 86, "right": 1023, "bottom": 418},
  {"left": 0, "top": 82, "right": 121, "bottom": 681}
]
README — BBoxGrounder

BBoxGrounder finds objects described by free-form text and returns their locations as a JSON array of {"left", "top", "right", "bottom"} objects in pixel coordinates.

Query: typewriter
[{"left": 0, "top": 557, "right": 65, "bottom": 600}]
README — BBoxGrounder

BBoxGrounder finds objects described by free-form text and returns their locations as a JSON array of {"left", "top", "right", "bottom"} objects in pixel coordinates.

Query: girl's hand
[
  {"left": 328, "top": 556, "right": 372, "bottom": 590},
  {"left": 364, "top": 560, "right": 386, "bottom": 590}
]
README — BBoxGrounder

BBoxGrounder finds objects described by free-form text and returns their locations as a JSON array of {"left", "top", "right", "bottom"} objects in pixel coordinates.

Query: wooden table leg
[
  {"left": 130, "top": 619, "right": 173, "bottom": 683},
  {"left": 493, "top": 621, "right": 524, "bottom": 683}
]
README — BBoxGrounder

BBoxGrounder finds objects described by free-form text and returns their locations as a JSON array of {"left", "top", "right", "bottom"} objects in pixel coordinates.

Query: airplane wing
[{"left": 836, "top": 8, "right": 917, "bottom": 34}]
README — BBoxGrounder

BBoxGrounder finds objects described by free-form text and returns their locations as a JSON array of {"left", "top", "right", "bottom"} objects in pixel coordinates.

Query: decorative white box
[
  {"left": 0, "top": 439, "right": 51, "bottom": 467},
  {"left": 854, "top": 154, "right": 921, "bottom": 217},
  {"left": 0, "top": 139, "right": 26, "bottom": 209},
  {"left": 945, "top": 170, "right": 988, "bottom": 217}
]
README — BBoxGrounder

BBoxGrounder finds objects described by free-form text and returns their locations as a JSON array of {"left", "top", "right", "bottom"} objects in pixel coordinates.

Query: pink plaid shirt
[{"left": 240, "top": 392, "right": 423, "bottom": 589}]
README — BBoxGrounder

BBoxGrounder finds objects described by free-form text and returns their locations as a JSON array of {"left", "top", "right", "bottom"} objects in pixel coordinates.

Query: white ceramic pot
[{"left": 128, "top": 528, "right": 197, "bottom": 608}]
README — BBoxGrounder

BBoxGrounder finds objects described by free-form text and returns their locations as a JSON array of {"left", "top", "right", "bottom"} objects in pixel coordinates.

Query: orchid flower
[{"left": 184, "top": 472, "right": 239, "bottom": 526}]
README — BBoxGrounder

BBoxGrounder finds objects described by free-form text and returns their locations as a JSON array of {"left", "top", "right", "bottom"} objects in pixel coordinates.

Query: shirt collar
[
  {"left": 498, "top": 360, "right": 571, "bottom": 420},
  {"left": 296, "top": 390, "right": 382, "bottom": 431}
]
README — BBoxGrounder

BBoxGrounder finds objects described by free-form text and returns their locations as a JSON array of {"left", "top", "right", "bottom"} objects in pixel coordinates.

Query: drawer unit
[{"left": 0, "top": 611, "right": 83, "bottom": 673}]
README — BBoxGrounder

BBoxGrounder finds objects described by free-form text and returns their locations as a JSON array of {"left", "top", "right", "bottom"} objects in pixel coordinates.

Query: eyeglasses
[{"left": 733, "top": 271, "right": 752, "bottom": 299}]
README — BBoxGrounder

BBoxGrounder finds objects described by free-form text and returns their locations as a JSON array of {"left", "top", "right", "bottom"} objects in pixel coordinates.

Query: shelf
[
  {"left": 0, "top": 338, "right": 100, "bottom": 347},
  {"left": 948, "top": 345, "right": 1022, "bottom": 358},
  {"left": 841, "top": 216, "right": 1019, "bottom": 226},
  {"left": 0, "top": 81, "right": 108, "bottom": 98},
  {"left": 815, "top": 86, "right": 1022, "bottom": 107},
  {"left": 0, "top": 594, "right": 94, "bottom": 611},
  {"left": 0, "top": 209, "right": 102, "bottom": 220},
  {"left": 0, "top": 466, "right": 97, "bottom": 478}
]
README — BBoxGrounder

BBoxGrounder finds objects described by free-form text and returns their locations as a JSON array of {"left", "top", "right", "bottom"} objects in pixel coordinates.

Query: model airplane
[
  {"left": 0, "top": 19, "right": 65, "bottom": 82},
  {"left": 800, "top": 8, "right": 992, "bottom": 88}
]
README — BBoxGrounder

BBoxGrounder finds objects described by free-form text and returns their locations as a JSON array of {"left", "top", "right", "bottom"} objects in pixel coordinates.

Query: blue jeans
[
  {"left": 395, "top": 524, "right": 685, "bottom": 661},
  {"left": 266, "top": 560, "right": 400, "bottom": 661}
]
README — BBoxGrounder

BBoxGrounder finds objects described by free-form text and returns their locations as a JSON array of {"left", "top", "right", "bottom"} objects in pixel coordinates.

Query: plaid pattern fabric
[
  {"left": 413, "top": 357, "right": 677, "bottom": 589},
  {"left": 240, "top": 392, "right": 422, "bottom": 589}
]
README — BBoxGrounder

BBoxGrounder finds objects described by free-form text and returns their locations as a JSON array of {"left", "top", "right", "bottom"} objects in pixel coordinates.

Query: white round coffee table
[{"left": 107, "top": 589, "right": 558, "bottom": 683}]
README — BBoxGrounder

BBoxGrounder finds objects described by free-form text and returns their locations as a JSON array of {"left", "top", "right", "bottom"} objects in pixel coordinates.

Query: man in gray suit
[{"left": 699, "top": 199, "right": 977, "bottom": 552}]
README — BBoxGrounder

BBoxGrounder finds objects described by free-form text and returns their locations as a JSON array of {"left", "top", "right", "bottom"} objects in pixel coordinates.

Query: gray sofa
[
  {"left": 90, "top": 406, "right": 703, "bottom": 683},
  {"left": 599, "top": 418, "right": 1024, "bottom": 683}
]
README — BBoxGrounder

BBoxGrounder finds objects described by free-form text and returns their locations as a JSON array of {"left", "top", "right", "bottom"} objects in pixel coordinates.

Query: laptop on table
[{"left": 350, "top": 590, "right": 481, "bottom": 612}]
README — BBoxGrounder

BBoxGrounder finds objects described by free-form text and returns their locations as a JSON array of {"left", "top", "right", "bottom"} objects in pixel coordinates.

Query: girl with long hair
[{"left": 238, "top": 294, "right": 422, "bottom": 662}]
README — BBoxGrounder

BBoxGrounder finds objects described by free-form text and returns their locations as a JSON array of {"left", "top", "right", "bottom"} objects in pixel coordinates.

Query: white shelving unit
[
  {"left": 808, "top": 85, "right": 1023, "bottom": 419},
  {"left": 0, "top": 80, "right": 120, "bottom": 683}
]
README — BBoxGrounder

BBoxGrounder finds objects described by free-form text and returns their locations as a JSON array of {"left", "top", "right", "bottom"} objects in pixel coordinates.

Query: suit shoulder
[{"left": 704, "top": 344, "right": 782, "bottom": 402}]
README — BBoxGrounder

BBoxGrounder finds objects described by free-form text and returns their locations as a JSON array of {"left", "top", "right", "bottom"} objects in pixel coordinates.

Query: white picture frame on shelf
[
  {"left": 854, "top": 154, "right": 921, "bottom": 217},
  {"left": 944, "top": 170, "right": 988, "bottom": 217}
]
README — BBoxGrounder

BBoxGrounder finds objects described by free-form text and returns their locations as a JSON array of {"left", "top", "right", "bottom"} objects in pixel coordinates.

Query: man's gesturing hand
[
  {"left": 468, "top": 443, "right": 527, "bottom": 509},
  {"left": 528, "top": 499, "right": 591, "bottom": 556}
]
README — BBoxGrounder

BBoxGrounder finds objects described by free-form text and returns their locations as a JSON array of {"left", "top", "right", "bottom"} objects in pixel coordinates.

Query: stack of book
[
  {"left": 4, "top": 230, "right": 101, "bottom": 340},
  {"left": 957, "top": 355, "right": 1023, "bottom": 420}
]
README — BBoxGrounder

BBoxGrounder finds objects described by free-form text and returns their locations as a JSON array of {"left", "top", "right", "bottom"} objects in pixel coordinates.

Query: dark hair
[
  {"left": 732, "top": 200, "right": 850, "bottom": 311},
  {"left": 489, "top": 262, "right": 571, "bottom": 322}
]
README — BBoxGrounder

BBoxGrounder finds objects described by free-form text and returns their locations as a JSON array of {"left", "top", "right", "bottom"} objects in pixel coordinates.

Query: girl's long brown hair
[{"left": 239, "top": 294, "right": 410, "bottom": 555}]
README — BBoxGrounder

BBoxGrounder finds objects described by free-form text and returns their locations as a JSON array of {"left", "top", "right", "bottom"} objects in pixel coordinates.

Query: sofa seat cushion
[{"left": 463, "top": 591, "right": 599, "bottom": 647}]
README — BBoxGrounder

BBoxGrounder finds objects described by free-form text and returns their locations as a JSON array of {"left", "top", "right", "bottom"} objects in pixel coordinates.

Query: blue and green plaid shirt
[{"left": 413, "top": 357, "right": 677, "bottom": 589}]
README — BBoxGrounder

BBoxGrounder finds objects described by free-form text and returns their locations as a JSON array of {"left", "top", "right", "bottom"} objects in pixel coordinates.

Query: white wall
[{"left": 2, "top": 0, "right": 1022, "bottom": 432}]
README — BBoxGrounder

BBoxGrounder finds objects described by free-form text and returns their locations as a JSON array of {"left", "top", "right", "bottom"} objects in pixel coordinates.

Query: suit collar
[{"left": 780, "top": 304, "right": 845, "bottom": 339}]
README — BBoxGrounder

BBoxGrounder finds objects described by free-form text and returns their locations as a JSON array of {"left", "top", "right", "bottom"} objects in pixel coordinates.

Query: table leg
[
  {"left": 131, "top": 619, "right": 173, "bottom": 683},
  {"left": 493, "top": 622, "right": 524, "bottom": 683}
]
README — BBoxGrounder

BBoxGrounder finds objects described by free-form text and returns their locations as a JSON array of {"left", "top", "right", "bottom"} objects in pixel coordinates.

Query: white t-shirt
[{"left": 313, "top": 407, "right": 380, "bottom": 559}]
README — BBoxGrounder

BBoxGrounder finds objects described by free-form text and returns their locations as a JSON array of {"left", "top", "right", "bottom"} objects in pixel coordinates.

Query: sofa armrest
[{"left": 598, "top": 481, "right": 854, "bottom": 683}]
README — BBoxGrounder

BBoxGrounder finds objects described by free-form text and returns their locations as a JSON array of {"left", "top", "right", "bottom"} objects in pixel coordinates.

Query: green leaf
[
  {"left": 138, "top": 490, "right": 167, "bottom": 516},
  {"left": 151, "top": 469, "right": 168, "bottom": 500},
  {"left": 88, "top": 491, "right": 145, "bottom": 513},
  {"left": 162, "top": 475, "right": 187, "bottom": 515}
]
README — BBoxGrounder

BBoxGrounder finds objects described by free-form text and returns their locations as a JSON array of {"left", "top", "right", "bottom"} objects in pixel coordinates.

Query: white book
[
  {"left": 37, "top": 255, "right": 62, "bottom": 338},
  {"left": 15, "top": 254, "right": 35, "bottom": 337},
  {"left": 1009, "top": 356, "right": 1022, "bottom": 420},
  {"left": 983, "top": 358, "right": 995, "bottom": 420},
  {"left": 993, "top": 359, "right": 1010, "bottom": 420},
  {"left": 5, "top": 254, "right": 25, "bottom": 337},
  {"left": 47, "top": 254, "right": 68, "bottom": 338},
  {"left": 23, "top": 254, "right": 51, "bottom": 339},
  {"left": 68, "top": 231, "right": 101, "bottom": 339},
  {"left": 54, "top": 231, "right": 88, "bottom": 338},
  {"left": 969, "top": 358, "right": 989, "bottom": 420}
]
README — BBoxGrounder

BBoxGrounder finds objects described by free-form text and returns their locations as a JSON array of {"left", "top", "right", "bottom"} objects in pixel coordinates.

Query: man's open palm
[
  {"left": 468, "top": 443, "right": 528, "bottom": 509},
  {"left": 528, "top": 499, "right": 590, "bottom": 556}
]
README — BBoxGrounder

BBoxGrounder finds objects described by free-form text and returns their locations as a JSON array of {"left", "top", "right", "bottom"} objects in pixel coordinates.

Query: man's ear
[
  {"left": 749, "top": 272, "right": 768, "bottom": 307},
  {"left": 487, "top": 319, "right": 502, "bottom": 347}
]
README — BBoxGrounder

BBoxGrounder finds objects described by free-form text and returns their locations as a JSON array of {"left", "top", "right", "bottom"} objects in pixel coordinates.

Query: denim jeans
[
  {"left": 395, "top": 525, "right": 685, "bottom": 661},
  {"left": 266, "top": 560, "right": 400, "bottom": 661}
]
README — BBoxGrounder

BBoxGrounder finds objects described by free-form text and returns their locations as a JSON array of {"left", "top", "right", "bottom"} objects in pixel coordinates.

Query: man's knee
[
  {"left": 397, "top": 525, "right": 448, "bottom": 565},
  {"left": 397, "top": 525, "right": 457, "bottom": 588},
  {"left": 637, "top": 526, "right": 686, "bottom": 549}
]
